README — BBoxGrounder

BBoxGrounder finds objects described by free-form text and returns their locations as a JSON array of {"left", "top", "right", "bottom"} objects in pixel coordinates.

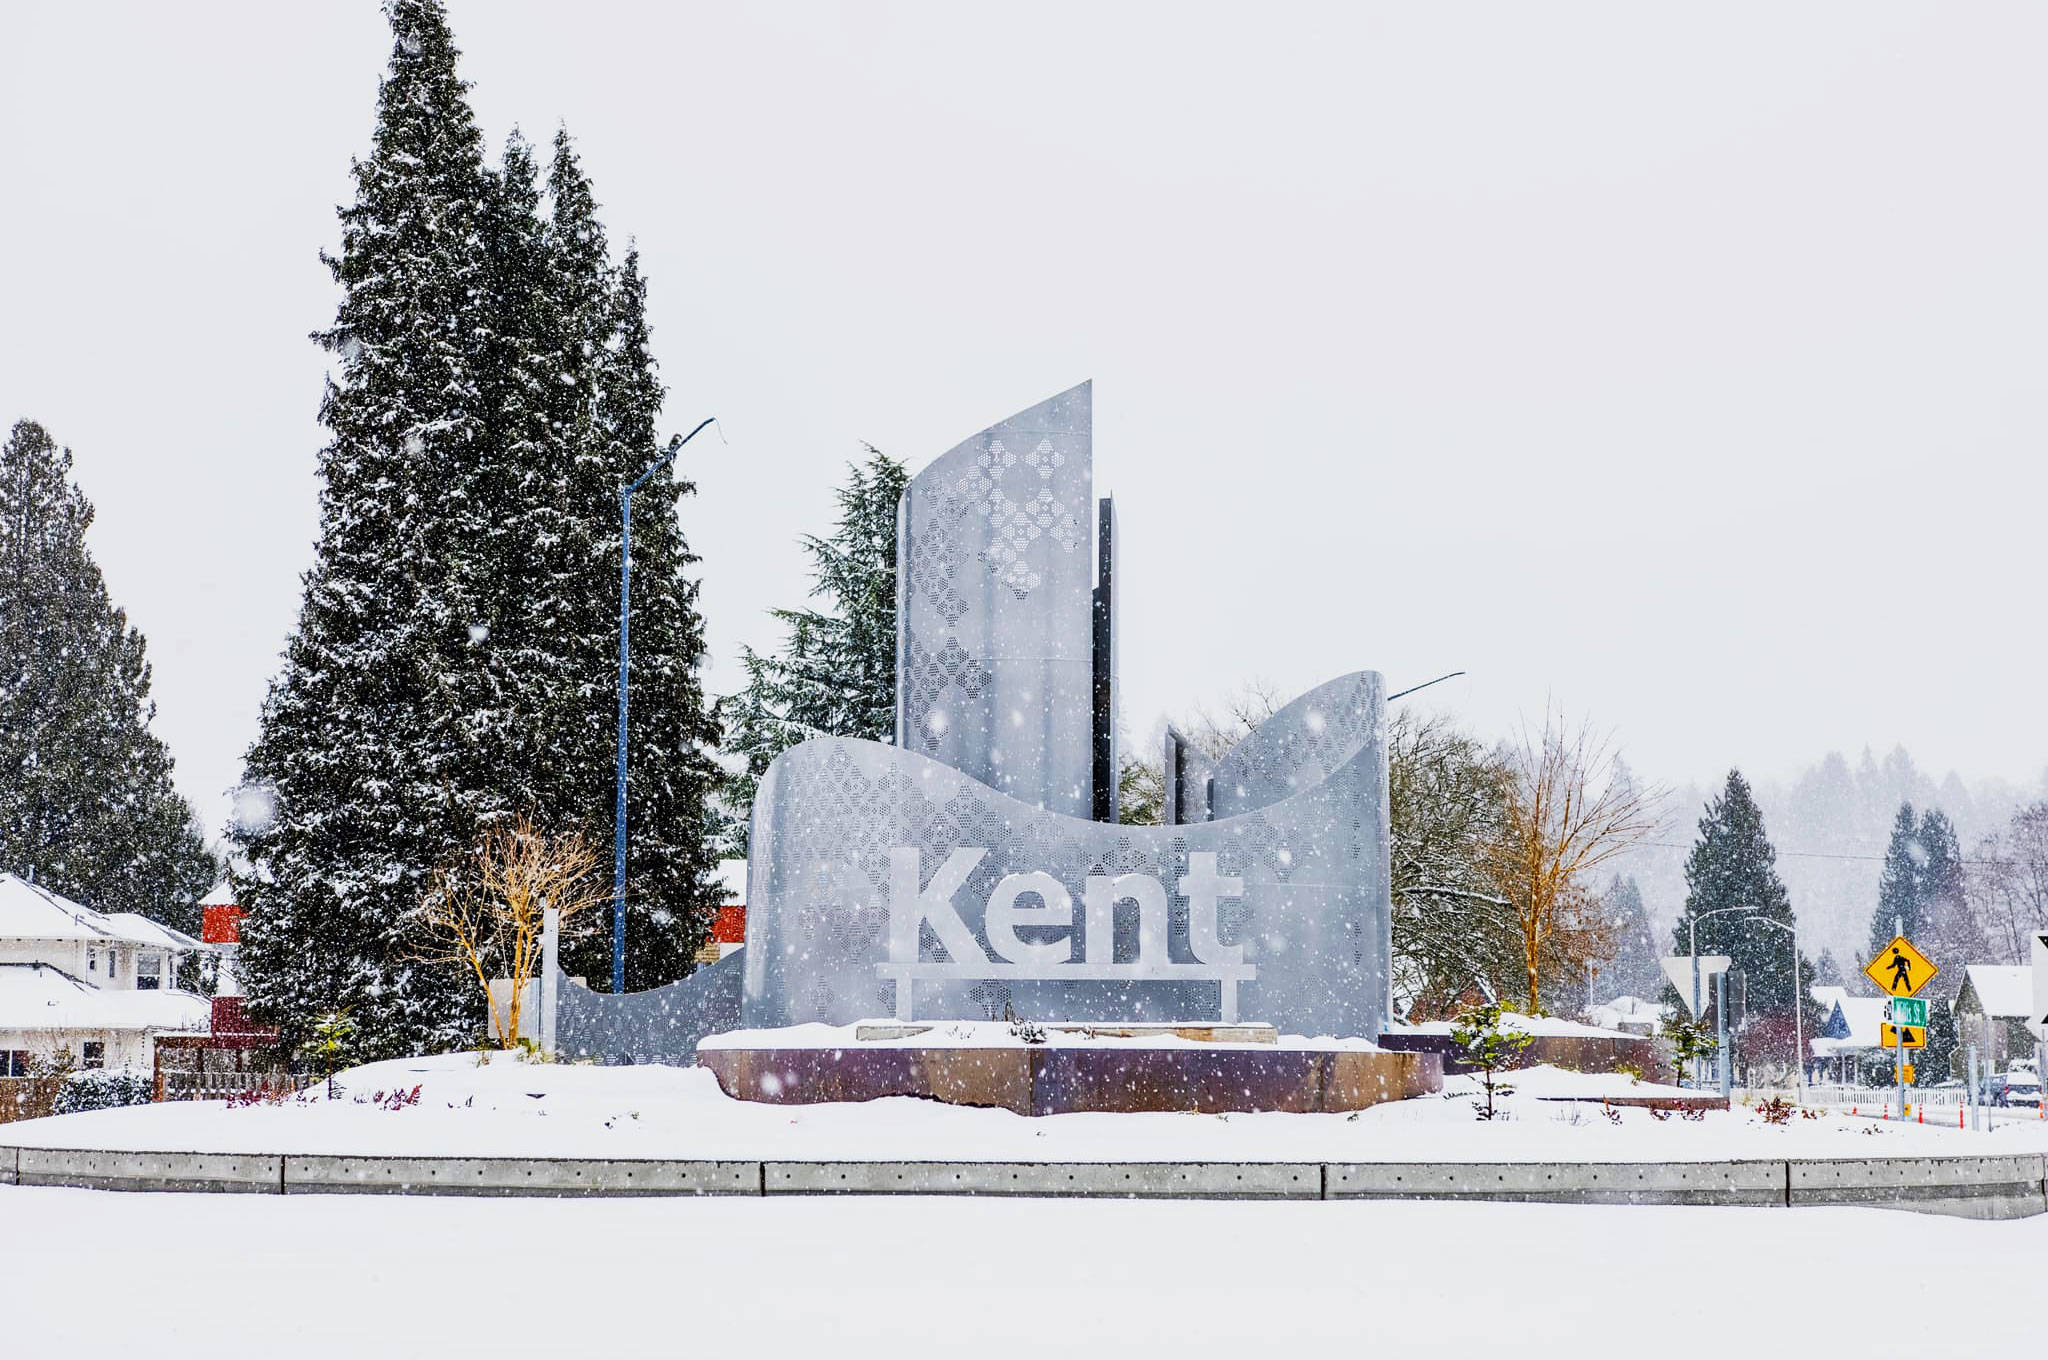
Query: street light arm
[
  {"left": 1387, "top": 671, "right": 1466, "bottom": 703},
  {"left": 625, "top": 416, "right": 718, "bottom": 497}
]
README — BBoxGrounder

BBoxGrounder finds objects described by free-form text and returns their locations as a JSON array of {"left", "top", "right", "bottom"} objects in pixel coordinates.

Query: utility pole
[
  {"left": 1717, "top": 968, "right": 1731, "bottom": 1099},
  {"left": 612, "top": 415, "right": 717, "bottom": 995}
]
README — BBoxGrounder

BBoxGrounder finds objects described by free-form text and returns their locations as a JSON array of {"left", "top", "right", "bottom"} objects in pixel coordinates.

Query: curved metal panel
[
  {"left": 554, "top": 950, "right": 744, "bottom": 1065},
  {"left": 743, "top": 670, "right": 1389, "bottom": 1039},
  {"left": 1208, "top": 672, "right": 1385, "bottom": 820},
  {"left": 896, "top": 382, "right": 1095, "bottom": 816}
]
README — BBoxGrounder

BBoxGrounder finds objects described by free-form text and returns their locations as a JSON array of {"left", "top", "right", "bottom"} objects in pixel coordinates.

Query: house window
[
  {"left": 137, "top": 954, "right": 162, "bottom": 990},
  {"left": 88, "top": 951, "right": 98, "bottom": 973},
  {"left": 82, "top": 1042, "right": 104, "bottom": 1070},
  {"left": 107, "top": 952, "right": 118, "bottom": 981},
  {"left": 1, "top": 1052, "right": 29, "bottom": 1078}
]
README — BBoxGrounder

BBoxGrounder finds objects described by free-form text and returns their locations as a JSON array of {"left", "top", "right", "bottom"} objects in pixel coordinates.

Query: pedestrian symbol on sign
[{"left": 1863, "top": 936, "right": 1936, "bottom": 999}]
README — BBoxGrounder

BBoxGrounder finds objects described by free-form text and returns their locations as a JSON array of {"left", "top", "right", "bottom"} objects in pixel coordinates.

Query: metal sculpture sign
[{"left": 878, "top": 847, "right": 1257, "bottom": 1022}]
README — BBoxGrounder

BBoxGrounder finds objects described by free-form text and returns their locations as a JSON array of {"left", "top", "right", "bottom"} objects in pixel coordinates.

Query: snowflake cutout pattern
[{"left": 955, "top": 437, "right": 1081, "bottom": 598}]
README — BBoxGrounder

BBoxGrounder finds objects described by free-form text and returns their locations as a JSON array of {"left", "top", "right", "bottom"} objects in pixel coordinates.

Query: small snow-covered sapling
[{"left": 1450, "top": 1001, "right": 1535, "bottom": 1121}]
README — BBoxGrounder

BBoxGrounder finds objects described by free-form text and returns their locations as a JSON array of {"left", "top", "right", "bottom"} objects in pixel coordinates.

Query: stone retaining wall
[
  {"left": 697, "top": 1045, "right": 1442, "bottom": 1115},
  {"left": 1379, "top": 1032, "right": 1671, "bottom": 1083},
  {"left": 3, "top": 1143, "right": 2044, "bottom": 1217}
]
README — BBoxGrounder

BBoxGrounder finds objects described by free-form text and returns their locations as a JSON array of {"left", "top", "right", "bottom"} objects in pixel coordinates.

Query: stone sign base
[
  {"left": 698, "top": 1037, "right": 1441, "bottom": 1116},
  {"left": 1379, "top": 1031, "right": 1672, "bottom": 1085}
]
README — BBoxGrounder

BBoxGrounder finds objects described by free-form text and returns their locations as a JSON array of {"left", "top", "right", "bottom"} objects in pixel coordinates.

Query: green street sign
[{"left": 1888, "top": 997, "right": 1928, "bottom": 1028}]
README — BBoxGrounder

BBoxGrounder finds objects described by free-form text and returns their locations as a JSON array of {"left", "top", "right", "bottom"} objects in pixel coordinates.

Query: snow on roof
[
  {"left": 1585, "top": 995, "right": 1666, "bottom": 1030},
  {"left": 1809, "top": 984, "right": 1849, "bottom": 1010},
  {"left": 200, "top": 881, "right": 237, "bottom": 907},
  {"left": 0, "top": 874, "right": 205, "bottom": 951},
  {"left": 714, "top": 859, "right": 747, "bottom": 905},
  {"left": 0, "top": 964, "right": 210, "bottom": 1034},
  {"left": 1823, "top": 997, "right": 1889, "bottom": 1048},
  {"left": 1962, "top": 965, "right": 2033, "bottom": 1019},
  {"left": 103, "top": 913, "right": 203, "bottom": 952}
]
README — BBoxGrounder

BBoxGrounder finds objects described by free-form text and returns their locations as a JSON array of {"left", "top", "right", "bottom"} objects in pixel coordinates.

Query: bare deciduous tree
[
  {"left": 415, "top": 815, "right": 611, "bottom": 1048},
  {"left": 1494, "top": 709, "right": 1663, "bottom": 1013},
  {"left": 1386, "top": 710, "right": 1522, "bottom": 1019},
  {"left": 1971, "top": 802, "right": 2048, "bottom": 963}
]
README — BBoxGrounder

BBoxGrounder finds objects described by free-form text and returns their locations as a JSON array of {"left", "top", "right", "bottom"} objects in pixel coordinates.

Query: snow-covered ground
[
  {"left": 4, "top": 1051, "right": 2037, "bottom": 1162},
  {"left": 1, "top": 1184, "right": 2044, "bottom": 1358}
]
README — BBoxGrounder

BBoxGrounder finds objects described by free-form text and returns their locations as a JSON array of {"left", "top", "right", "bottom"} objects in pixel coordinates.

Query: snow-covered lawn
[
  {"left": 2, "top": 1184, "right": 2044, "bottom": 1358},
  {"left": 4, "top": 1051, "right": 2036, "bottom": 1162}
]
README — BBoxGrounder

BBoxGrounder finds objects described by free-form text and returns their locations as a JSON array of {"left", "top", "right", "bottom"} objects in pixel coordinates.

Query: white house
[
  {"left": 1954, "top": 964, "right": 2037, "bottom": 1072},
  {"left": 1809, "top": 995, "right": 1890, "bottom": 1083},
  {"left": 0, "top": 873, "right": 210, "bottom": 1077}
]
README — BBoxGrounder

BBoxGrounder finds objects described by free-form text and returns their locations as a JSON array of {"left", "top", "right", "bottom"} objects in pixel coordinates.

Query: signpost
[{"left": 1866, "top": 928, "right": 1937, "bottom": 1119}]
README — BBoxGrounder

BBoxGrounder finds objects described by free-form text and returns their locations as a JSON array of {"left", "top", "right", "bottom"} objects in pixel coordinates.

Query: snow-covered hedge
[{"left": 53, "top": 1068, "right": 153, "bottom": 1115}]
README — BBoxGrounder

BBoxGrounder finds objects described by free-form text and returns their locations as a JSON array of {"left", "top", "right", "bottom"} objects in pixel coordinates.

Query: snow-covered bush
[{"left": 53, "top": 1067, "right": 153, "bottom": 1115}]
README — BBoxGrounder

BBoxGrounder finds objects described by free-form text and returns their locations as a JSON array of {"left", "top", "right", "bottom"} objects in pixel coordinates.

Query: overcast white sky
[{"left": 3, "top": 2, "right": 2044, "bottom": 841}]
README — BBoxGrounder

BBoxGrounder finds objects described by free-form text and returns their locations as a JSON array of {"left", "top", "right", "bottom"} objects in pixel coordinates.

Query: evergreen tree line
[
  {"left": 0, "top": 421, "right": 218, "bottom": 928},
  {"left": 229, "top": 0, "right": 719, "bottom": 1056}
]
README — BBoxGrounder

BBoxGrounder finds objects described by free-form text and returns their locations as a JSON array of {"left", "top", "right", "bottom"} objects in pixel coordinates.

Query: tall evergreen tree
[
  {"left": 1883, "top": 807, "right": 1982, "bottom": 1080},
  {"left": 1672, "top": 771, "right": 1814, "bottom": 1026},
  {"left": 1917, "top": 809, "right": 1985, "bottom": 965},
  {"left": 234, "top": 0, "right": 509, "bottom": 1055},
  {"left": 721, "top": 448, "right": 906, "bottom": 850},
  {"left": 1868, "top": 803, "right": 1924, "bottom": 956},
  {"left": 1595, "top": 876, "right": 1662, "bottom": 1003},
  {"left": 233, "top": 3, "right": 724, "bottom": 1048},
  {"left": 0, "top": 421, "right": 218, "bottom": 927}
]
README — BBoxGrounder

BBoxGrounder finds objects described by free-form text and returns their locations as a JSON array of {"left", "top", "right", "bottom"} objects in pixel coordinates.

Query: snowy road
[{"left": 3, "top": 1184, "right": 2045, "bottom": 1358}]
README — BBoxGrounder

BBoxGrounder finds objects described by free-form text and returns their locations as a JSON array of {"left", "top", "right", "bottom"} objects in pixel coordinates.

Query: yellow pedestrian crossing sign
[
  {"left": 1864, "top": 936, "right": 1936, "bottom": 998},
  {"left": 1880, "top": 1023, "right": 1926, "bottom": 1050}
]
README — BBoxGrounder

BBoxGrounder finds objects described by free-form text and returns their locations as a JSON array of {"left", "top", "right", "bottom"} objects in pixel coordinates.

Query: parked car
[{"left": 1992, "top": 1075, "right": 2043, "bottom": 1108}]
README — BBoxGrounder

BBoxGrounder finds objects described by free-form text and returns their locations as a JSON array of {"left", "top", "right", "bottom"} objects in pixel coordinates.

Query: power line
[{"left": 1640, "top": 840, "right": 2005, "bottom": 867}]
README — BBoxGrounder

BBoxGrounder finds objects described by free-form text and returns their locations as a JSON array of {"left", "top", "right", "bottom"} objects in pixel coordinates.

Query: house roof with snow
[
  {"left": 0, "top": 873, "right": 205, "bottom": 951},
  {"left": 1957, "top": 965, "right": 2034, "bottom": 1021},
  {"left": 0, "top": 963, "right": 210, "bottom": 1034},
  {"left": 1809, "top": 984, "right": 1849, "bottom": 1012},
  {"left": 1587, "top": 995, "right": 1666, "bottom": 1031},
  {"left": 103, "top": 913, "right": 204, "bottom": 952},
  {"left": 714, "top": 859, "right": 747, "bottom": 905},
  {"left": 1813, "top": 996, "right": 1889, "bottom": 1053}
]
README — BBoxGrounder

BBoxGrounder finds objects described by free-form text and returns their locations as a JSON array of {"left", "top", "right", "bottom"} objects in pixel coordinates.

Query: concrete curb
[
  {"left": 1788, "top": 1154, "right": 2048, "bottom": 1221},
  {"left": 764, "top": 1160, "right": 1321, "bottom": 1198},
  {"left": 1326, "top": 1160, "right": 1785, "bottom": 1207},
  {"left": 1, "top": 1145, "right": 2042, "bottom": 1216},
  {"left": 16, "top": 1148, "right": 282, "bottom": 1194},
  {"left": 284, "top": 1155, "right": 760, "bottom": 1197}
]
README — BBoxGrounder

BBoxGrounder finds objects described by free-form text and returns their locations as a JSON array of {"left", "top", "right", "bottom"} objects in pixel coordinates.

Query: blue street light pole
[{"left": 613, "top": 416, "right": 717, "bottom": 994}]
